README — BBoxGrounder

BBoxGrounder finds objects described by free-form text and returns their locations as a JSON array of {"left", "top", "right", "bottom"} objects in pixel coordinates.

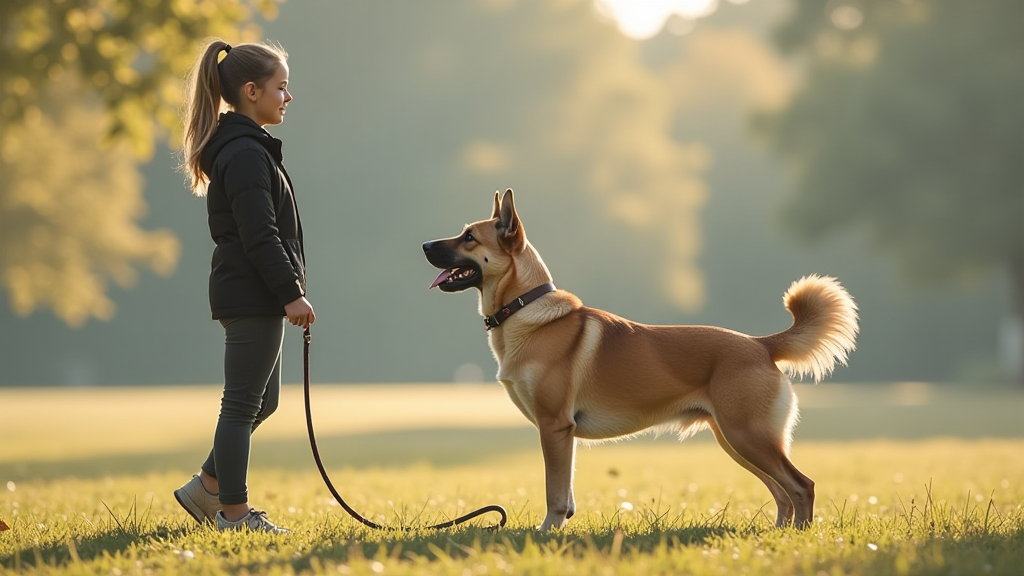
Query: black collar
[{"left": 484, "top": 283, "right": 557, "bottom": 331}]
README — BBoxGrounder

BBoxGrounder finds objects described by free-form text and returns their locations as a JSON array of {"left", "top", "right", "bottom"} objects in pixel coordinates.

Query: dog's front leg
[{"left": 538, "top": 417, "right": 577, "bottom": 531}]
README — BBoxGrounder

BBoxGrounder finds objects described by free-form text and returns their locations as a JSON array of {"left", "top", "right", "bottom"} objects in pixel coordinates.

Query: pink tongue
[{"left": 429, "top": 269, "right": 452, "bottom": 289}]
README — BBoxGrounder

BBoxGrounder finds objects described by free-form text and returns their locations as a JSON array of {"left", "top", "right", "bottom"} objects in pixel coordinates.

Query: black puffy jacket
[{"left": 200, "top": 112, "right": 306, "bottom": 319}]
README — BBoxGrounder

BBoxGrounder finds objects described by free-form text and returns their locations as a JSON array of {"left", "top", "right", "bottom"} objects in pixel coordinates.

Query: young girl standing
[{"left": 174, "top": 38, "right": 315, "bottom": 533}]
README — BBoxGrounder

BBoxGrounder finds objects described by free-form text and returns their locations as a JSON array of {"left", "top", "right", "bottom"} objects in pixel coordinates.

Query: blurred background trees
[
  {"left": 0, "top": 0, "right": 280, "bottom": 326},
  {"left": 0, "top": 0, "right": 1019, "bottom": 385},
  {"left": 763, "top": 0, "right": 1024, "bottom": 378}
]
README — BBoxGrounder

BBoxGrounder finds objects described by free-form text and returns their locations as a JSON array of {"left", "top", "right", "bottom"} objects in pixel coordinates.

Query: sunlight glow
[{"left": 593, "top": 0, "right": 727, "bottom": 40}]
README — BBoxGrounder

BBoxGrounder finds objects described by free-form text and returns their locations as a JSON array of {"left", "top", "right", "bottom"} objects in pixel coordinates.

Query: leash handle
[{"left": 302, "top": 326, "right": 508, "bottom": 531}]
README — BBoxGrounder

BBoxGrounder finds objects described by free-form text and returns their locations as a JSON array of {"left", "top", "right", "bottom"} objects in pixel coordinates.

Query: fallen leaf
[{"left": 0, "top": 520, "right": 9, "bottom": 532}]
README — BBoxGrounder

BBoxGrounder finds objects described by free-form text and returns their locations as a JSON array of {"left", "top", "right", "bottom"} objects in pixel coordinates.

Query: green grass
[{"left": 1, "top": 384, "right": 1023, "bottom": 575}]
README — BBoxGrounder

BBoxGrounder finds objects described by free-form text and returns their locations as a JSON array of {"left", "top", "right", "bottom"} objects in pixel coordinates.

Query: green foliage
[
  {"left": 763, "top": 0, "right": 1024, "bottom": 286},
  {"left": 0, "top": 0, "right": 281, "bottom": 326},
  {"left": 0, "top": 0, "right": 281, "bottom": 153}
]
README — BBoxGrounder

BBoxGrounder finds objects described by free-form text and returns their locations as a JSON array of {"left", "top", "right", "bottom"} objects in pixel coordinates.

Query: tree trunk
[{"left": 1006, "top": 256, "right": 1024, "bottom": 384}]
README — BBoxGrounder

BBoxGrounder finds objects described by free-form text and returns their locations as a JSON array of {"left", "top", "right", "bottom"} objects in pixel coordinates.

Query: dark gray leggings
[{"left": 200, "top": 315, "right": 285, "bottom": 505}]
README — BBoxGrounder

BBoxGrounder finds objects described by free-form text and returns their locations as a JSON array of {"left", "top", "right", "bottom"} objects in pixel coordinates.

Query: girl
[{"left": 174, "top": 38, "right": 314, "bottom": 533}]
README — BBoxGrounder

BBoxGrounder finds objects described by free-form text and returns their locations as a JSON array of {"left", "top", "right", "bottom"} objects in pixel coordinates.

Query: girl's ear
[{"left": 243, "top": 81, "right": 259, "bottom": 102}]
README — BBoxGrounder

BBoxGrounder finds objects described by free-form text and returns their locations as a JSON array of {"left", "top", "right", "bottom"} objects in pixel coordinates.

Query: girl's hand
[{"left": 284, "top": 296, "right": 316, "bottom": 328}]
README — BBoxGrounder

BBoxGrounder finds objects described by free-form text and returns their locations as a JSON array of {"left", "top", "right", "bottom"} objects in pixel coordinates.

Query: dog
[{"left": 422, "top": 189, "right": 858, "bottom": 530}]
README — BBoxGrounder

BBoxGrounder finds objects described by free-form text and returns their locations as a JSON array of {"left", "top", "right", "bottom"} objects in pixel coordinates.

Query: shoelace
[{"left": 249, "top": 510, "right": 270, "bottom": 524}]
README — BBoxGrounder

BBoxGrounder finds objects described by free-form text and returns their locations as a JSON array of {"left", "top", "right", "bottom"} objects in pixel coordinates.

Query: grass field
[{"left": 1, "top": 382, "right": 1023, "bottom": 575}]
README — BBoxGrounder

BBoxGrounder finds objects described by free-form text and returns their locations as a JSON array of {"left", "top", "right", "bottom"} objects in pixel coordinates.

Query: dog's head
[{"left": 422, "top": 188, "right": 525, "bottom": 293}]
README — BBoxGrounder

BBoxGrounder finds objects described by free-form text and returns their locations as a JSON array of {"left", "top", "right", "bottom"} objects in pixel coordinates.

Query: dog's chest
[{"left": 498, "top": 376, "right": 538, "bottom": 426}]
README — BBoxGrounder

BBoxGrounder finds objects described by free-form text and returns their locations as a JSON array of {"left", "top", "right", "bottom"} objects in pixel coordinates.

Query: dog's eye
[{"left": 464, "top": 231, "right": 475, "bottom": 243}]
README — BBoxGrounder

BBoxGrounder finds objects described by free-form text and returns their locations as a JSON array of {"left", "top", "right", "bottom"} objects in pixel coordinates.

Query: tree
[
  {"left": 761, "top": 0, "right": 1024, "bottom": 378},
  {"left": 0, "top": 0, "right": 281, "bottom": 326}
]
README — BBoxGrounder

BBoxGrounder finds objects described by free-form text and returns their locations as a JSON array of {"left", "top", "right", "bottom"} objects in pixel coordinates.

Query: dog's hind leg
[
  {"left": 711, "top": 375, "right": 815, "bottom": 528},
  {"left": 707, "top": 419, "right": 794, "bottom": 526},
  {"left": 715, "top": 422, "right": 815, "bottom": 528}
]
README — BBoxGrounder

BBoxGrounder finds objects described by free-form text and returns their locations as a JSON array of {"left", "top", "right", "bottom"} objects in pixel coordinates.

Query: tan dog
[{"left": 422, "top": 189, "right": 858, "bottom": 530}]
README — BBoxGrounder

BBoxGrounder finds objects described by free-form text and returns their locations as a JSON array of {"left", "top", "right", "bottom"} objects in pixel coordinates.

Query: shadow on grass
[
  {"left": 0, "top": 427, "right": 539, "bottom": 481},
  {"left": 0, "top": 523, "right": 192, "bottom": 570},
  {"left": 274, "top": 526, "right": 1024, "bottom": 575},
  {"left": 289, "top": 523, "right": 740, "bottom": 571}
]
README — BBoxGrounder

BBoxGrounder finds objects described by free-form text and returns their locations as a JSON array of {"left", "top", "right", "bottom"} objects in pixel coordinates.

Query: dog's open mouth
[{"left": 429, "top": 266, "right": 480, "bottom": 291}]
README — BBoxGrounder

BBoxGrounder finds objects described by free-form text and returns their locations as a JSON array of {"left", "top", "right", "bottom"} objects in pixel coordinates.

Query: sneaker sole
[{"left": 174, "top": 489, "right": 211, "bottom": 525}]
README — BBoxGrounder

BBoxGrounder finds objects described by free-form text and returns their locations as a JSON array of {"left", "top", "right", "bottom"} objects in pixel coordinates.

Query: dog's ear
[
  {"left": 497, "top": 188, "right": 523, "bottom": 249},
  {"left": 491, "top": 191, "right": 501, "bottom": 220}
]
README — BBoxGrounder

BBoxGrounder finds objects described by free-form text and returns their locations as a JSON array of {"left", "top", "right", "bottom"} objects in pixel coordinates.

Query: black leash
[{"left": 301, "top": 327, "right": 508, "bottom": 530}]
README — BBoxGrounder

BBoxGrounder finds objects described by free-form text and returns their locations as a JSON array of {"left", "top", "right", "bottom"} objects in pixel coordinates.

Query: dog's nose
[{"left": 422, "top": 241, "right": 433, "bottom": 254}]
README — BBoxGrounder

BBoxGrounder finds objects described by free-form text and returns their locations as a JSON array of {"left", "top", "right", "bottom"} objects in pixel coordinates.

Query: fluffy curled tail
[{"left": 756, "top": 275, "right": 859, "bottom": 382}]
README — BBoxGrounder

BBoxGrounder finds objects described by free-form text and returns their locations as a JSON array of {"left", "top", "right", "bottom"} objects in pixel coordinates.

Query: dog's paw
[{"left": 539, "top": 513, "right": 568, "bottom": 531}]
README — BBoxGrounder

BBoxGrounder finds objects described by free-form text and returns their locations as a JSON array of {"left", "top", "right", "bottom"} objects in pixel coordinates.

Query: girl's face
[{"left": 244, "top": 62, "right": 292, "bottom": 127}]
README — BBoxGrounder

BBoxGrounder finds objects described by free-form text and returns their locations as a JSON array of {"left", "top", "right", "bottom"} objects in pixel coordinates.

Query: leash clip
[{"left": 303, "top": 328, "right": 312, "bottom": 344}]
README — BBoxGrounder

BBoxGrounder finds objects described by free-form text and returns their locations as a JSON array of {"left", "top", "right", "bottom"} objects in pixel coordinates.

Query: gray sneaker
[
  {"left": 173, "top": 474, "right": 220, "bottom": 524},
  {"left": 216, "top": 509, "right": 290, "bottom": 534}
]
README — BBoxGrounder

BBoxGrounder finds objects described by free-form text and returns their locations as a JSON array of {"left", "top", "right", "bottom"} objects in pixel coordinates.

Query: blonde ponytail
[{"left": 180, "top": 38, "right": 288, "bottom": 196}]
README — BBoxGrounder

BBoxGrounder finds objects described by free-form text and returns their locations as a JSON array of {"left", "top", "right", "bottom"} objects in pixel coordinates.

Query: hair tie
[{"left": 222, "top": 44, "right": 232, "bottom": 54}]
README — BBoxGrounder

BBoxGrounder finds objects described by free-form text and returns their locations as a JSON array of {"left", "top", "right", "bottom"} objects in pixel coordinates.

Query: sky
[{"left": 595, "top": 0, "right": 751, "bottom": 39}]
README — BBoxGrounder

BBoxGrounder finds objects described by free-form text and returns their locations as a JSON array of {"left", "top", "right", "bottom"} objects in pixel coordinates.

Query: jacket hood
[{"left": 200, "top": 112, "right": 283, "bottom": 175}]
